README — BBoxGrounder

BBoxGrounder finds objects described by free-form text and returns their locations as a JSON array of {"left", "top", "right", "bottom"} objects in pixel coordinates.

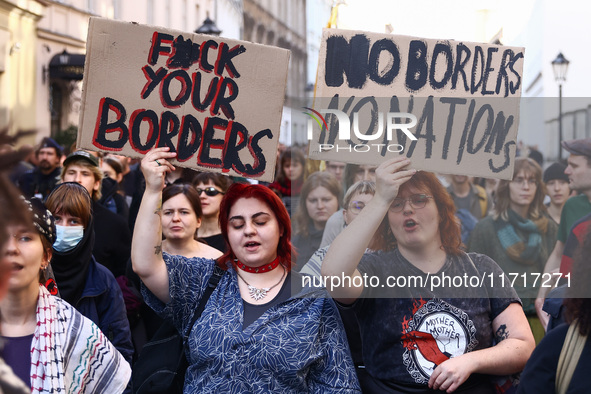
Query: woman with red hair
[
  {"left": 322, "top": 157, "right": 534, "bottom": 393},
  {"left": 132, "top": 148, "right": 359, "bottom": 393}
]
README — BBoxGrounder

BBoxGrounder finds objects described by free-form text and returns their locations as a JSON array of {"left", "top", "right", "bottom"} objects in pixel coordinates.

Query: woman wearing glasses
[
  {"left": 468, "top": 157, "right": 557, "bottom": 343},
  {"left": 192, "top": 172, "right": 232, "bottom": 253},
  {"left": 322, "top": 157, "right": 534, "bottom": 393},
  {"left": 132, "top": 147, "right": 360, "bottom": 392}
]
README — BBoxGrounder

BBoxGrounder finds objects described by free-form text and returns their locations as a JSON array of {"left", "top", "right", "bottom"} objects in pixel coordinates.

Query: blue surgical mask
[{"left": 54, "top": 225, "right": 84, "bottom": 252}]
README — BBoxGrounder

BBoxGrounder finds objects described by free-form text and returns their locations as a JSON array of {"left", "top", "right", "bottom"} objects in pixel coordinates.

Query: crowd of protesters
[{"left": 0, "top": 133, "right": 590, "bottom": 393}]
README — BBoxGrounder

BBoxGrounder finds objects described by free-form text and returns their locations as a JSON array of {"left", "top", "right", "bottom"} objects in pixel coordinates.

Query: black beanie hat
[{"left": 543, "top": 162, "right": 569, "bottom": 184}]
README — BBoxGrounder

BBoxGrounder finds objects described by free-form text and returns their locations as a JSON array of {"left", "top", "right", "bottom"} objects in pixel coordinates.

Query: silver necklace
[{"left": 236, "top": 265, "right": 286, "bottom": 301}]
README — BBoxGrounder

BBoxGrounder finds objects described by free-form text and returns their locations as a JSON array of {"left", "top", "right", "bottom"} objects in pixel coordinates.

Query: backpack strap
[
  {"left": 556, "top": 319, "right": 587, "bottom": 394},
  {"left": 464, "top": 252, "right": 477, "bottom": 270},
  {"left": 473, "top": 184, "right": 489, "bottom": 218},
  {"left": 183, "top": 264, "right": 225, "bottom": 344}
]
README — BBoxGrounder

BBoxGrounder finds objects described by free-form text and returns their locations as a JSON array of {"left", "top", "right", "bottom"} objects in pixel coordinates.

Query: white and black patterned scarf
[{"left": 30, "top": 285, "right": 131, "bottom": 393}]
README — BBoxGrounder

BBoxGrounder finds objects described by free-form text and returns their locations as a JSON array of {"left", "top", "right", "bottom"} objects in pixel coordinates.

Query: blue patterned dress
[{"left": 142, "top": 253, "right": 360, "bottom": 393}]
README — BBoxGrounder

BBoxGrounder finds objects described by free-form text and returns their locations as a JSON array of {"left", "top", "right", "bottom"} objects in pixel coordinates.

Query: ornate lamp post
[
  {"left": 195, "top": 13, "right": 222, "bottom": 36},
  {"left": 552, "top": 52, "right": 570, "bottom": 161}
]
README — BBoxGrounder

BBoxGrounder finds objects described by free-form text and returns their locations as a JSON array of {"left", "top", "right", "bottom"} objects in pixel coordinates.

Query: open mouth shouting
[
  {"left": 244, "top": 241, "right": 261, "bottom": 252},
  {"left": 404, "top": 219, "right": 418, "bottom": 231}
]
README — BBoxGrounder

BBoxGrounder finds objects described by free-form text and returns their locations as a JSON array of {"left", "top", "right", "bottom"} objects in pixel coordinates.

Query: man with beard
[{"left": 17, "top": 137, "right": 62, "bottom": 199}]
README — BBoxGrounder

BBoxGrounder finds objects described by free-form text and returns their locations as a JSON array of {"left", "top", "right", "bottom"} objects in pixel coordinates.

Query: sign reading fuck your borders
[
  {"left": 309, "top": 28, "right": 525, "bottom": 180},
  {"left": 78, "top": 17, "right": 290, "bottom": 182}
]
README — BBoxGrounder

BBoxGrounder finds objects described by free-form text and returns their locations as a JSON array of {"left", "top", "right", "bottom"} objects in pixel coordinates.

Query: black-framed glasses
[
  {"left": 348, "top": 201, "right": 366, "bottom": 214},
  {"left": 389, "top": 194, "right": 433, "bottom": 212},
  {"left": 511, "top": 177, "right": 537, "bottom": 187},
  {"left": 196, "top": 187, "right": 224, "bottom": 197}
]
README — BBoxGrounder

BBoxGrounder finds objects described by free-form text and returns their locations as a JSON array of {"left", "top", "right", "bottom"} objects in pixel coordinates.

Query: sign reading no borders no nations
[
  {"left": 78, "top": 17, "right": 290, "bottom": 182},
  {"left": 309, "top": 28, "right": 525, "bottom": 180}
]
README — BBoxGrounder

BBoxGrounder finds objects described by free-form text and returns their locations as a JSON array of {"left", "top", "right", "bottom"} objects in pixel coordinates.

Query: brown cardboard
[
  {"left": 78, "top": 17, "right": 290, "bottom": 182},
  {"left": 309, "top": 28, "right": 525, "bottom": 180}
]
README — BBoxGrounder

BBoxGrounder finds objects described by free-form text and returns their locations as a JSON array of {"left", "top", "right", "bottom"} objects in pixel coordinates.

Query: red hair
[
  {"left": 369, "top": 171, "right": 463, "bottom": 255},
  {"left": 218, "top": 183, "right": 294, "bottom": 270}
]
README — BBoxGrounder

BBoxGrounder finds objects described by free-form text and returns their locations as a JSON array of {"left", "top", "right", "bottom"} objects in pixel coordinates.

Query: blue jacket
[{"left": 76, "top": 257, "right": 134, "bottom": 364}]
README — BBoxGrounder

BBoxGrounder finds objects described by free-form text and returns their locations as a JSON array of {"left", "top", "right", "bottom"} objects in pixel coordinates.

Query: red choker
[{"left": 234, "top": 257, "right": 280, "bottom": 273}]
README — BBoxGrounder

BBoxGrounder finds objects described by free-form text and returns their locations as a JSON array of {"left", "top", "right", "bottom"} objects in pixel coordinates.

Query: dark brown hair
[
  {"left": 162, "top": 184, "right": 203, "bottom": 239},
  {"left": 162, "top": 184, "right": 203, "bottom": 218},
  {"left": 103, "top": 156, "right": 123, "bottom": 175},
  {"left": 45, "top": 182, "right": 93, "bottom": 229},
  {"left": 275, "top": 147, "right": 306, "bottom": 185},
  {"left": 193, "top": 172, "right": 233, "bottom": 192}
]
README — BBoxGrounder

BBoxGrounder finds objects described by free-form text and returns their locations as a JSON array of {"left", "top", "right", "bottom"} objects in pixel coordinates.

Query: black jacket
[
  {"left": 17, "top": 166, "right": 61, "bottom": 199},
  {"left": 98, "top": 177, "right": 129, "bottom": 222},
  {"left": 92, "top": 201, "right": 132, "bottom": 278}
]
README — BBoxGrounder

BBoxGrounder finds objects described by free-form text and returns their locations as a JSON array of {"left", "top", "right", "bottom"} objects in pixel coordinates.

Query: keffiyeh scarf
[{"left": 30, "top": 285, "right": 131, "bottom": 393}]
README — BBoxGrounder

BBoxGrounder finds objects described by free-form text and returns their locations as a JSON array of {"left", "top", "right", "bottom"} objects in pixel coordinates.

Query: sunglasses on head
[{"left": 196, "top": 187, "right": 224, "bottom": 197}]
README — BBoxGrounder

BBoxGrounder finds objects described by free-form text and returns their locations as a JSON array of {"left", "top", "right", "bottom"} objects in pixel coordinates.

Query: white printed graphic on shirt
[{"left": 401, "top": 298, "right": 478, "bottom": 383}]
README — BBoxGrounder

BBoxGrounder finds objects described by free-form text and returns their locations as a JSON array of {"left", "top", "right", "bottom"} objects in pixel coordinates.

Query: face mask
[{"left": 54, "top": 225, "right": 84, "bottom": 252}]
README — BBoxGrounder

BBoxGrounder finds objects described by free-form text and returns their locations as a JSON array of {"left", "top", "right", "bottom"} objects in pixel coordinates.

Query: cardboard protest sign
[
  {"left": 78, "top": 17, "right": 290, "bottom": 182},
  {"left": 309, "top": 28, "right": 525, "bottom": 179}
]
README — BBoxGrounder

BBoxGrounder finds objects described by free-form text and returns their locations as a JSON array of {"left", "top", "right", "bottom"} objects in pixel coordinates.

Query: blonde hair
[
  {"left": 61, "top": 159, "right": 103, "bottom": 201},
  {"left": 343, "top": 180, "right": 376, "bottom": 209}
]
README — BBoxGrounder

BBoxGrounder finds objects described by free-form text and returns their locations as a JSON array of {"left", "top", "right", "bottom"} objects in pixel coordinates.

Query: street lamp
[
  {"left": 552, "top": 52, "right": 570, "bottom": 161},
  {"left": 195, "top": 13, "right": 222, "bottom": 36},
  {"left": 58, "top": 50, "right": 70, "bottom": 65}
]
